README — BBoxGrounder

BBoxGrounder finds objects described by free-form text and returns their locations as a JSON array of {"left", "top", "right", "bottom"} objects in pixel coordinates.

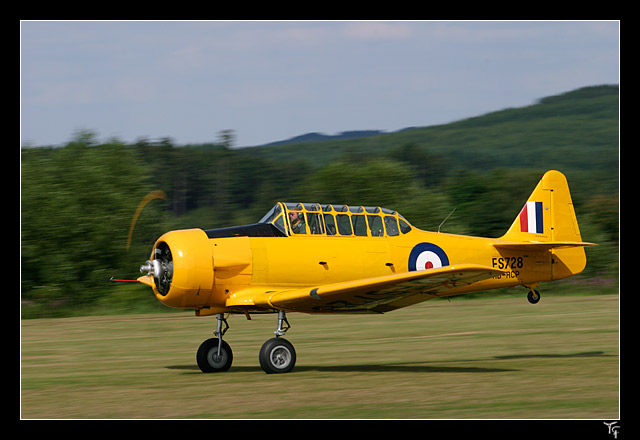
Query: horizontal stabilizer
[{"left": 492, "top": 241, "right": 596, "bottom": 251}]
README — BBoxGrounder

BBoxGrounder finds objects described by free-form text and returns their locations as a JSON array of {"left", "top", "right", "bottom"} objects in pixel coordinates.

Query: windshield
[
  {"left": 258, "top": 203, "right": 287, "bottom": 235},
  {"left": 258, "top": 204, "right": 282, "bottom": 224}
]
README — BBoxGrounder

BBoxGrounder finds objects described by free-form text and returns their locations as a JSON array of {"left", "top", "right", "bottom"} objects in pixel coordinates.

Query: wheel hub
[{"left": 270, "top": 345, "right": 292, "bottom": 368}]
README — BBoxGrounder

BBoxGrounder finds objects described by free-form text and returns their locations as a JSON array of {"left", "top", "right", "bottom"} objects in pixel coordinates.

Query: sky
[{"left": 20, "top": 20, "right": 620, "bottom": 148}]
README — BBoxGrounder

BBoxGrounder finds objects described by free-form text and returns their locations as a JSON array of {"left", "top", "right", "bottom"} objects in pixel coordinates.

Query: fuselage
[{"left": 140, "top": 201, "right": 586, "bottom": 313}]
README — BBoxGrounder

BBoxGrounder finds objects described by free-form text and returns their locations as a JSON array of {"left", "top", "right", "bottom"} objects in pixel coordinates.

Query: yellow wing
[{"left": 227, "top": 264, "right": 506, "bottom": 314}]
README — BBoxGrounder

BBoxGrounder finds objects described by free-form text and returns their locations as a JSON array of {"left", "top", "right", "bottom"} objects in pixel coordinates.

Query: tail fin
[
  {"left": 501, "top": 170, "right": 583, "bottom": 243},
  {"left": 497, "top": 170, "right": 595, "bottom": 279}
]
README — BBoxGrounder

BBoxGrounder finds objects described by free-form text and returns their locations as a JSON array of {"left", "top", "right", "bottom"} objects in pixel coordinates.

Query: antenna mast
[{"left": 438, "top": 208, "right": 456, "bottom": 233}]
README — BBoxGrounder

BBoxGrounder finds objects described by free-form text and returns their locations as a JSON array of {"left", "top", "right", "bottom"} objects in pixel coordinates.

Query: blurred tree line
[{"left": 21, "top": 86, "right": 619, "bottom": 318}]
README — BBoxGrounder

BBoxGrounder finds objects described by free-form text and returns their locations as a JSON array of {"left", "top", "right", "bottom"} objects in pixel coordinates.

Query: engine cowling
[{"left": 140, "top": 228, "right": 214, "bottom": 309}]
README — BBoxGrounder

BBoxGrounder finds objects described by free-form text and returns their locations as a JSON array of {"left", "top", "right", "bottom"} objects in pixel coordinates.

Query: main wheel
[
  {"left": 259, "top": 337, "right": 296, "bottom": 374},
  {"left": 527, "top": 289, "right": 541, "bottom": 304},
  {"left": 196, "top": 338, "right": 233, "bottom": 372}
]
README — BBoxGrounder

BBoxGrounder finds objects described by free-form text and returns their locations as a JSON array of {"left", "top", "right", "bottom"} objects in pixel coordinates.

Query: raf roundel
[{"left": 408, "top": 243, "right": 450, "bottom": 271}]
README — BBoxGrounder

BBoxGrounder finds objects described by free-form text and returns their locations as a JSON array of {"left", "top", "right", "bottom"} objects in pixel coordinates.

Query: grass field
[{"left": 20, "top": 294, "right": 619, "bottom": 419}]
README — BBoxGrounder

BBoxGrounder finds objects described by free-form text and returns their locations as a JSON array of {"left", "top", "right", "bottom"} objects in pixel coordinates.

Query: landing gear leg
[
  {"left": 259, "top": 310, "right": 296, "bottom": 374},
  {"left": 527, "top": 288, "right": 541, "bottom": 304},
  {"left": 275, "top": 309, "right": 290, "bottom": 336},
  {"left": 196, "top": 314, "right": 233, "bottom": 372}
]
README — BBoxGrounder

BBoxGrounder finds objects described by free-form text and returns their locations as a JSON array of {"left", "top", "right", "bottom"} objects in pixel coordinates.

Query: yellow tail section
[{"left": 498, "top": 170, "right": 594, "bottom": 279}]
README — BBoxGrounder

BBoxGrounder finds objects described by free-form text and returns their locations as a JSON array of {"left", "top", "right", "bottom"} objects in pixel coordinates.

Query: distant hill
[
  {"left": 263, "top": 130, "right": 385, "bottom": 146},
  {"left": 239, "top": 85, "right": 619, "bottom": 178}
]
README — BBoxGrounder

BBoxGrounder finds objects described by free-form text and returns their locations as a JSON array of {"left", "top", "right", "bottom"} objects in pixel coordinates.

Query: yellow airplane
[{"left": 133, "top": 170, "right": 594, "bottom": 373}]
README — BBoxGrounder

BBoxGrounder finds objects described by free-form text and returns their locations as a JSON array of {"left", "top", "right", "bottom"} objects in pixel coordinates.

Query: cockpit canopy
[{"left": 258, "top": 202, "right": 413, "bottom": 237}]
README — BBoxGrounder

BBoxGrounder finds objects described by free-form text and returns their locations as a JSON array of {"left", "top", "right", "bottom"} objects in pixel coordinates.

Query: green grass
[{"left": 21, "top": 294, "right": 619, "bottom": 419}]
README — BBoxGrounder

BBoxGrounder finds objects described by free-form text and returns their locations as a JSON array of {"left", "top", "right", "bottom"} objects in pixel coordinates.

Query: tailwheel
[
  {"left": 527, "top": 289, "right": 541, "bottom": 304},
  {"left": 196, "top": 338, "right": 233, "bottom": 372},
  {"left": 259, "top": 337, "right": 296, "bottom": 374}
]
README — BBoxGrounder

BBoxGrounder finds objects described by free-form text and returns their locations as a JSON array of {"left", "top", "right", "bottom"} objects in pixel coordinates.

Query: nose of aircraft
[
  {"left": 141, "top": 241, "right": 174, "bottom": 295},
  {"left": 141, "top": 228, "right": 214, "bottom": 308}
]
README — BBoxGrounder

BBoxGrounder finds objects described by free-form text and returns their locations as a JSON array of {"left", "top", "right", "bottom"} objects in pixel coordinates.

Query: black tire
[
  {"left": 527, "top": 289, "right": 541, "bottom": 304},
  {"left": 196, "top": 338, "right": 233, "bottom": 372},
  {"left": 259, "top": 337, "right": 296, "bottom": 374}
]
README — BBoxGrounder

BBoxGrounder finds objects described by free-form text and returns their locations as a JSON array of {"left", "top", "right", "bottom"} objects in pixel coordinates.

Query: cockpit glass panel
[
  {"left": 273, "top": 215, "right": 286, "bottom": 234},
  {"left": 399, "top": 218, "right": 412, "bottom": 234},
  {"left": 336, "top": 214, "right": 352, "bottom": 235},
  {"left": 352, "top": 214, "right": 368, "bottom": 236},
  {"left": 367, "top": 215, "right": 384, "bottom": 236},
  {"left": 307, "top": 212, "right": 325, "bottom": 234},
  {"left": 285, "top": 202, "right": 304, "bottom": 211},
  {"left": 304, "top": 203, "right": 321, "bottom": 212},
  {"left": 384, "top": 216, "right": 399, "bottom": 236},
  {"left": 323, "top": 213, "right": 337, "bottom": 235},
  {"left": 258, "top": 204, "right": 281, "bottom": 224}
]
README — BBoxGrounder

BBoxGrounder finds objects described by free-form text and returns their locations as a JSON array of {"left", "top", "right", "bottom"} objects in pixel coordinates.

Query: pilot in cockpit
[{"left": 289, "top": 211, "right": 306, "bottom": 234}]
